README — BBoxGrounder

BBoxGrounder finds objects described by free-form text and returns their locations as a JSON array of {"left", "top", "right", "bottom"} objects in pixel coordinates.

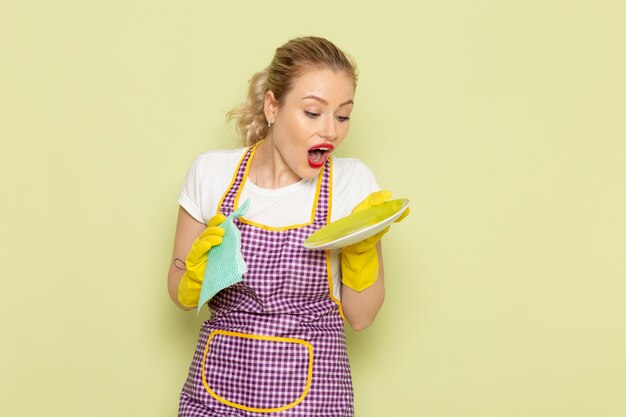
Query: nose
[{"left": 319, "top": 116, "right": 337, "bottom": 141}]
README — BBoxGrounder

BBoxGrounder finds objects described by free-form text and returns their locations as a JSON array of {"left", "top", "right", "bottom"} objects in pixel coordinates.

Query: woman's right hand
[{"left": 177, "top": 213, "right": 226, "bottom": 308}]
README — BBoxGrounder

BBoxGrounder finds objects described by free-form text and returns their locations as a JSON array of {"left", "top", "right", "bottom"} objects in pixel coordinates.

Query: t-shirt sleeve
[
  {"left": 178, "top": 156, "right": 205, "bottom": 224},
  {"left": 177, "top": 148, "right": 247, "bottom": 225}
]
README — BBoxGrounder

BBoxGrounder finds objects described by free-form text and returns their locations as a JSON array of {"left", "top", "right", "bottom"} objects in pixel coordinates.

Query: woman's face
[{"left": 265, "top": 68, "right": 355, "bottom": 181}]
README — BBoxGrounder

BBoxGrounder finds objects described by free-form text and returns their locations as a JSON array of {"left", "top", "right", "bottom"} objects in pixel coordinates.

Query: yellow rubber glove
[
  {"left": 341, "top": 190, "right": 409, "bottom": 291},
  {"left": 178, "top": 213, "right": 226, "bottom": 308}
]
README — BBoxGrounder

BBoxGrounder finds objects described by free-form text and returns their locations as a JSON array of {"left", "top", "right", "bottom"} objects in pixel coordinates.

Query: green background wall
[{"left": 1, "top": 1, "right": 625, "bottom": 416}]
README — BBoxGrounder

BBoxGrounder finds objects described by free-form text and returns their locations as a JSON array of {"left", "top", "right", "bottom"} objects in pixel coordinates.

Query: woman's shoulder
[
  {"left": 332, "top": 156, "right": 377, "bottom": 183},
  {"left": 331, "top": 156, "right": 381, "bottom": 214},
  {"left": 192, "top": 147, "right": 248, "bottom": 168},
  {"left": 186, "top": 147, "right": 248, "bottom": 180},
  {"left": 179, "top": 147, "right": 248, "bottom": 224}
]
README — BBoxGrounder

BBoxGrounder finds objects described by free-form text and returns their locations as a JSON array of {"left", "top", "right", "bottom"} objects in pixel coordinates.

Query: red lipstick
[{"left": 307, "top": 143, "right": 335, "bottom": 168}]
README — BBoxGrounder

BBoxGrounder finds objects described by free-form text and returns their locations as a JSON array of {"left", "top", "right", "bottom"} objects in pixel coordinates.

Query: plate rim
[{"left": 303, "top": 199, "right": 409, "bottom": 250}]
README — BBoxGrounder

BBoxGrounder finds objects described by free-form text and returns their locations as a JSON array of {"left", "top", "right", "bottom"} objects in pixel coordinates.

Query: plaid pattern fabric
[{"left": 179, "top": 147, "right": 353, "bottom": 417}]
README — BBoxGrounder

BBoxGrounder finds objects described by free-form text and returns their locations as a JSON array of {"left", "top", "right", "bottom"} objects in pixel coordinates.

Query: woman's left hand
[{"left": 340, "top": 190, "right": 409, "bottom": 291}]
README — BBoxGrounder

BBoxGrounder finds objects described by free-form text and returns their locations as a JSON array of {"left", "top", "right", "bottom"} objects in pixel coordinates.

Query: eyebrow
[{"left": 301, "top": 95, "right": 354, "bottom": 107}]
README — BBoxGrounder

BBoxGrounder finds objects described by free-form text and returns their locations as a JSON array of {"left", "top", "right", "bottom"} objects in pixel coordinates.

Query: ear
[{"left": 264, "top": 91, "right": 279, "bottom": 124}]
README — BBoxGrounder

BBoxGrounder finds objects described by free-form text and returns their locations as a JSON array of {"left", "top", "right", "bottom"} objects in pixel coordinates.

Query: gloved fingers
[
  {"left": 186, "top": 235, "right": 222, "bottom": 263},
  {"left": 394, "top": 207, "right": 410, "bottom": 223},
  {"left": 186, "top": 242, "right": 209, "bottom": 265},
  {"left": 353, "top": 190, "right": 392, "bottom": 213},
  {"left": 345, "top": 227, "right": 389, "bottom": 253},
  {"left": 203, "top": 234, "right": 223, "bottom": 247},
  {"left": 199, "top": 225, "right": 225, "bottom": 240},
  {"left": 207, "top": 213, "right": 227, "bottom": 227},
  {"left": 367, "top": 190, "right": 393, "bottom": 207}
]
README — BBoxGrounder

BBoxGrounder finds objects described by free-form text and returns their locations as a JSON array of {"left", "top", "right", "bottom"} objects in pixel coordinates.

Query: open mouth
[{"left": 307, "top": 144, "right": 335, "bottom": 168}]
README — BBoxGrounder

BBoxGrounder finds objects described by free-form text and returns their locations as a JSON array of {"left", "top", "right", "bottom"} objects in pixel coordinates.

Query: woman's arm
[
  {"left": 340, "top": 242, "right": 385, "bottom": 331},
  {"left": 167, "top": 206, "right": 207, "bottom": 310}
]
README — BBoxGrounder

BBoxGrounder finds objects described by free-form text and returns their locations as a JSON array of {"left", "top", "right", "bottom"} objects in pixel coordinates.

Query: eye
[
  {"left": 336, "top": 115, "right": 351, "bottom": 122},
  {"left": 304, "top": 111, "right": 320, "bottom": 118}
]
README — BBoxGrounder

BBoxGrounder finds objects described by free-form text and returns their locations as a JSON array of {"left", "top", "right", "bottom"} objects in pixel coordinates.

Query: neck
[{"left": 250, "top": 140, "right": 300, "bottom": 189}]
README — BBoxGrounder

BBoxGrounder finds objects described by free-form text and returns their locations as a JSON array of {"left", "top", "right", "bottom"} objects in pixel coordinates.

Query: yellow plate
[{"left": 304, "top": 199, "right": 409, "bottom": 250}]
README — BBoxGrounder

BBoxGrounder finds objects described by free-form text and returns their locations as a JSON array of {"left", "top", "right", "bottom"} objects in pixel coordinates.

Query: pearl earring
[{"left": 267, "top": 120, "right": 273, "bottom": 128}]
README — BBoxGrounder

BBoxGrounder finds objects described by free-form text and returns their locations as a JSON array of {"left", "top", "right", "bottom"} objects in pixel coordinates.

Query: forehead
[{"left": 285, "top": 68, "right": 355, "bottom": 104}]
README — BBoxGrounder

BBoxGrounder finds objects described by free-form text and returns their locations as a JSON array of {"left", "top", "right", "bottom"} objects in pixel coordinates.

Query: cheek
[
  {"left": 280, "top": 112, "right": 307, "bottom": 137},
  {"left": 337, "top": 122, "right": 351, "bottom": 139}
]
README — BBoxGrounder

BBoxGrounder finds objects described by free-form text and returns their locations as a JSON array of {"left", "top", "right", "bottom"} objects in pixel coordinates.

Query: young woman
[{"left": 168, "top": 36, "right": 406, "bottom": 417}]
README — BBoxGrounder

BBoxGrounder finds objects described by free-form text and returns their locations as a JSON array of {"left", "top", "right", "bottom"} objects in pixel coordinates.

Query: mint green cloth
[{"left": 197, "top": 199, "right": 250, "bottom": 314}]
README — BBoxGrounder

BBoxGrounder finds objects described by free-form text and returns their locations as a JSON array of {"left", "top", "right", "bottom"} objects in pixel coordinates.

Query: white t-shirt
[{"left": 177, "top": 147, "right": 381, "bottom": 300}]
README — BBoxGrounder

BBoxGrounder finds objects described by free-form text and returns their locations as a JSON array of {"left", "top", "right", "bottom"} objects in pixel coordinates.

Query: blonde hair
[{"left": 227, "top": 36, "right": 358, "bottom": 146}]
